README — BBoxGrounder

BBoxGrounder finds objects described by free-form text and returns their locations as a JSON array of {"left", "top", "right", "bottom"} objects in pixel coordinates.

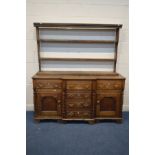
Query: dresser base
[{"left": 32, "top": 71, "right": 125, "bottom": 124}]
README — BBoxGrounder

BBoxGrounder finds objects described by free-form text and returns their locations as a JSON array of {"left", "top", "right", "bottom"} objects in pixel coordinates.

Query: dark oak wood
[
  {"left": 36, "top": 71, "right": 119, "bottom": 76},
  {"left": 33, "top": 71, "right": 124, "bottom": 80},
  {"left": 36, "top": 27, "right": 41, "bottom": 71},
  {"left": 114, "top": 28, "right": 120, "bottom": 72},
  {"left": 32, "top": 23, "right": 125, "bottom": 123},
  {"left": 39, "top": 27, "right": 117, "bottom": 31},
  {"left": 32, "top": 72, "right": 125, "bottom": 123},
  {"left": 34, "top": 23, "right": 122, "bottom": 28}
]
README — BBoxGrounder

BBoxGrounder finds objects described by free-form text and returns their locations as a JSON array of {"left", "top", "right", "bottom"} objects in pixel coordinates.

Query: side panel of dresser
[
  {"left": 33, "top": 79, "right": 63, "bottom": 120},
  {"left": 95, "top": 79, "right": 125, "bottom": 120}
]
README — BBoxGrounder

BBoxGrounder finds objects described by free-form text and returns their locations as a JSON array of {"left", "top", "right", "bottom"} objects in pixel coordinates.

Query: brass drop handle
[
  {"left": 69, "top": 103, "right": 74, "bottom": 107},
  {"left": 57, "top": 100, "right": 61, "bottom": 103},
  {"left": 83, "top": 102, "right": 89, "bottom": 107},
  {"left": 97, "top": 100, "right": 100, "bottom": 104},
  {"left": 114, "top": 84, "right": 119, "bottom": 88},
  {"left": 38, "top": 83, "right": 43, "bottom": 87}
]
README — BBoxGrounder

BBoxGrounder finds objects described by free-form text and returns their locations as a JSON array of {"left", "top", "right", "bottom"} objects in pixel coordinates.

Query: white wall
[{"left": 26, "top": 0, "right": 129, "bottom": 111}]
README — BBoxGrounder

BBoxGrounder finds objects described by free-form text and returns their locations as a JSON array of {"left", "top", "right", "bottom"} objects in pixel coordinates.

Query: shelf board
[
  {"left": 39, "top": 27, "right": 117, "bottom": 31},
  {"left": 34, "top": 23, "right": 122, "bottom": 28},
  {"left": 40, "top": 57, "right": 115, "bottom": 61},
  {"left": 39, "top": 39, "right": 116, "bottom": 44}
]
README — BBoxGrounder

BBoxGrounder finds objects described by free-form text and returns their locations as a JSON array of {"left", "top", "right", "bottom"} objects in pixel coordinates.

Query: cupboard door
[
  {"left": 35, "top": 92, "right": 62, "bottom": 117},
  {"left": 96, "top": 92, "right": 122, "bottom": 117}
]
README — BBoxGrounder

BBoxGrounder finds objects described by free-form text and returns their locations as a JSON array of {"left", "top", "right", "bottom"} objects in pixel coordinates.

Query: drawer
[
  {"left": 66, "top": 99, "right": 91, "bottom": 110},
  {"left": 34, "top": 80, "right": 62, "bottom": 89},
  {"left": 97, "top": 80, "right": 124, "bottom": 90},
  {"left": 66, "top": 80, "right": 92, "bottom": 90},
  {"left": 35, "top": 88, "right": 62, "bottom": 93},
  {"left": 66, "top": 111, "right": 91, "bottom": 118},
  {"left": 66, "top": 93, "right": 91, "bottom": 99}
]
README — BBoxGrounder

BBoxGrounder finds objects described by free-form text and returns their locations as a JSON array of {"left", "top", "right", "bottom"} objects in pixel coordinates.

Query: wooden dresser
[
  {"left": 33, "top": 71, "right": 125, "bottom": 123},
  {"left": 32, "top": 23, "right": 125, "bottom": 123}
]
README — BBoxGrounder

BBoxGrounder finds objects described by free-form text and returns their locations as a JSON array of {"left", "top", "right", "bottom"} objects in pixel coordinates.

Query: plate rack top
[{"left": 33, "top": 23, "right": 122, "bottom": 73}]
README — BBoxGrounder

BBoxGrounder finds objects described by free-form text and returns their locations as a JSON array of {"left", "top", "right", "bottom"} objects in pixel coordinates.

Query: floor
[{"left": 26, "top": 112, "right": 129, "bottom": 155}]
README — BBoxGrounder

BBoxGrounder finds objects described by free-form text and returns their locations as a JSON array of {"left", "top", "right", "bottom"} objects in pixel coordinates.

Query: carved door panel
[
  {"left": 35, "top": 92, "right": 62, "bottom": 117},
  {"left": 96, "top": 92, "right": 122, "bottom": 117}
]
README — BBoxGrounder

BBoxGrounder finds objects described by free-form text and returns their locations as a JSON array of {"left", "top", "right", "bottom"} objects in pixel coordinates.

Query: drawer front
[
  {"left": 66, "top": 99, "right": 91, "bottom": 110},
  {"left": 35, "top": 88, "right": 62, "bottom": 93},
  {"left": 66, "top": 80, "right": 92, "bottom": 90},
  {"left": 34, "top": 80, "right": 62, "bottom": 89},
  {"left": 66, "top": 93, "right": 91, "bottom": 99},
  {"left": 66, "top": 111, "right": 91, "bottom": 118},
  {"left": 97, "top": 80, "right": 124, "bottom": 90}
]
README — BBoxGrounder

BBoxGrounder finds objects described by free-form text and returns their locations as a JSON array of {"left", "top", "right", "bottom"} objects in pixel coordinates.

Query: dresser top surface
[{"left": 32, "top": 71, "right": 125, "bottom": 80}]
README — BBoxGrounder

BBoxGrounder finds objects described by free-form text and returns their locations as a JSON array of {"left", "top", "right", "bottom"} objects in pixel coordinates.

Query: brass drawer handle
[
  {"left": 97, "top": 100, "right": 100, "bottom": 104},
  {"left": 114, "top": 84, "right": 120, "bottom": 88},
  {"left": 38, "top": 83, "right": 43, "bottom": 87},
  {"left": 57, "top": 100, "right": 61, "bottom": 103},
  {"left": 83, "top": 103, "right": 89, "bottom": 107},
  {"left": 68, "top": 103, "right": 74, "bottom": 107},
  {"left": 68, "top": 112, "right": 74, "bottom": 117}
]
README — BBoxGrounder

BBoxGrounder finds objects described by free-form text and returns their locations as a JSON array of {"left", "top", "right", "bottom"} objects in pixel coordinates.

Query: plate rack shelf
[{"left": 34, "top": 23, "right": 122, "bottom": 72}]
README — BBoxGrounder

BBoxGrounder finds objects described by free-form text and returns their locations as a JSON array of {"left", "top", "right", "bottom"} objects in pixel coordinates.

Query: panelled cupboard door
[
  {"left": 35, "top": 92, "right": 62, "bottom": 117},
  {"left": 96, "top": 92, "right": 122, "bottom": 117}
]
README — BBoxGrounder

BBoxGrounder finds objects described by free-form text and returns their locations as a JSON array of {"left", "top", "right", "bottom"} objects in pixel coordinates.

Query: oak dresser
[{"left": 32, "top": 23, "right": 125, "bottom": 123}]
